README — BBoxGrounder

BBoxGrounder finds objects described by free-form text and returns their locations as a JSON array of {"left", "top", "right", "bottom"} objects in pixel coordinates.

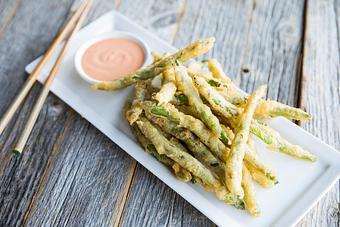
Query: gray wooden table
[{"left": 0, "top": 0, "right": 339, "bottom": 226}]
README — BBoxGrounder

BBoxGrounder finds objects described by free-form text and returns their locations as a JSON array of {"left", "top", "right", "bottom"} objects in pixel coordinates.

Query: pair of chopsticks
[{"left": 0, "top": 0, "right": 93, "bottom": 156}]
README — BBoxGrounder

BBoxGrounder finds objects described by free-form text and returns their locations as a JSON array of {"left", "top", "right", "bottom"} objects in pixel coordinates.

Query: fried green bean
[
  {"left": 242, "top": 166, "right": 260, "bottom": 216},
  {"left": 206, "top": 59, "right": 234, "bottom": 85},
  {"left": 92, "top": 38, "right": 215, "bottom": 90},
  {"left": 226, "top": 85, "right": 266, "bottom": 198},
  {"left": 136, "top": 118, "right": 220, "bottom": 187},
  {"left": 192, "top": 75, "right": 316, "bottom": 161},
  {"left": 146, "top": 101, "right": 226, "bottom": 160},
  {"left": 174, "top": 66, "right": 231, "bottom": 145},
  {"left": 191, "top": 61, "right": 311, "bottom": 121},
  {"left": 142, "top": 106, "right": 225, "bottom": 181},
  {"left": 193, "top": 76, "right": 239, "bottom": 117},
  {"left": 125, "top": 81, "right": 147, "bottom": 125},
  {"left": 154, "top": 68, "right": 177, "bottom": 104},
  {"left": 151, "top": 51, "right": 163, "bottom": 63},
  {"left": 254, "top": 100, "right": 311, "bottom": 121},
  {"left": 198, "top": 69, "right": 311, "bottom": 121},
  {"left": 245, "top": 162, "right": 276, "bottom": 188},
  {"left": 250, "top": 121, "right": 316, "bottom": 161},
  {"left": 131, "top": 124, "right": 192, "bottom": 182}
]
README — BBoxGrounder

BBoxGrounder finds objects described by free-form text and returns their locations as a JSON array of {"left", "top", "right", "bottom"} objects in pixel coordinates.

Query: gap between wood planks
[
  {"left": 112, "top": 1, "right": 188, "bottom": 226},
  {"left": 296, "top": 0, "right": 308, "bottom": 123}
]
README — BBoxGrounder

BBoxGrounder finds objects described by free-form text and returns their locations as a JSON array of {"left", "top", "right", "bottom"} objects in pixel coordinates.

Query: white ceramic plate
[{"left": 25, "top": 10, "right": 340, "bottom": 227}]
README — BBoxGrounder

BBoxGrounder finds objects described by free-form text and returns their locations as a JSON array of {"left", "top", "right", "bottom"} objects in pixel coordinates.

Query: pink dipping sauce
[{"left": 81, "top": 38, "right": 145, "bottom": 81}]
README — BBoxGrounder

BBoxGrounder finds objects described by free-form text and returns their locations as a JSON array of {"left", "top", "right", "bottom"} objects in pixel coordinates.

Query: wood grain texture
[
  {"left": 175, "top": 0, "right": 305, "bottom": 104},
  {"left": 296, "top": 0, "right": 340, "bottom": 226},
  {"left": 119, "top": 165, "right": 215, "bottom": 227},
  {"left": 0, "top": 1, "right": 79, "bottom": 225},
  {"left": 0, "top": 0, "right": 22, "bottom": 38},
  {"left": 0, "top": 0, "right": 136, "bottom": 226}
]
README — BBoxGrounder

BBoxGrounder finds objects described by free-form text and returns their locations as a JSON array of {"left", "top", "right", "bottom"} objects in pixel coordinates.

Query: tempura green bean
[
  {"left": 254, "top": 100, "right": 311, "bottom": 121},
  {"left": 154, "top": 68, "right": 177, "bottom": 104},
  {"left": 126, "top": 81, "right": 147, "bottom": 125},
  {"left": 136, "top": 118, "right": 221, "bottom": 187},
  {"left": 131, "top": 124, "right": 192, "bottom": 182},
  {"left": 192, "top": 75, "right": 316, "bottom": 161},
  {"left": 242, "top": 166, "right": 260, "bottom": 216},
  {"left": 225, "top": 85, "right": 266, "bottom": 198},
  {"left": 143, "top": 106, "right": 225, "bottom": 181},
  {"left": 174, "top": 66, "right": 231, "bottom": 145},
  {"left": 250, "top": 121, "right": 317, "bottom": 161}
]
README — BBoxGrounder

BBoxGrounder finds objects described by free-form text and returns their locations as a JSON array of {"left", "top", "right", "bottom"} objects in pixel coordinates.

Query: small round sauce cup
[{"left": 75, "top": 31, "right": 151, "bottom": 84}]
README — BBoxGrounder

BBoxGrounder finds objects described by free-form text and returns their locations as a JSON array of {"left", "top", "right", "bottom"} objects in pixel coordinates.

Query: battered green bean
[
  {"left": 190, "top": 61, "right": 311, "bottom": 121},
  {"left": 126, "top": 81, "right": 147, "bottom": 125},
  {"left": 250, "top": 121, "right": 317, "bottom": 161},
  {"left": 131, "top": 124, "right": 192, "bottom": 182},
  {"left": 92, "top": 38, "right": 215, "bottom": 90},
  {"left": 198, "top": 70, "right": 311, "bottom": 121},
  {"left": 226, "top": 85, "right": 266, "bottom": 198},
  {"left": 242, "top": 166, "right": 260, "bottom": 216},
  {"left": 193, "top": 76, "right": 239, "bottom": 117},
  {"left": 136, "top": 118, "right": 220, "bottom": 187},
  {"left": 174, "top": 66, "right": 231, "bottom": 145},
  {"left": 254, "top": 100, "right": 311, "bottom": 121},
  {"left": 192, "top": 74, "right": 316, "bottom": 161},
  {"left": 147, "top": 101, "right": 226, "bottom": 160},
  {"left": 143, "top": 106, "right": 225, "bottom": 182},
  {"left": 154, "top": 68, "right": 177, "bottom": 104},
  {"left": 245, "top": 162, "right": 276, "bottom": 188},
  {"left": 206, "top": 59, "right": 234, "bottom": 86}
]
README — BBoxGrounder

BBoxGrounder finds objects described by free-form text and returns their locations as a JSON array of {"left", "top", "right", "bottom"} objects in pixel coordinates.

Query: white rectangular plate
[{"left": 25, "top": 10, "right": 340, "bottom": 227}]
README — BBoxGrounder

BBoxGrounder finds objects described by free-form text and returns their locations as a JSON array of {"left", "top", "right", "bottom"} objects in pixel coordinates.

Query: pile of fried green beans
[{"left": 93, "top": 38, "right": 316, "bottom": 217}]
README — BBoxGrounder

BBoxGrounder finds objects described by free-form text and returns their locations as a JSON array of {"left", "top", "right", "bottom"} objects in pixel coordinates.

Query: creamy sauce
[{"left": 81, "top": 38, "right": 145, "bottom": 81}]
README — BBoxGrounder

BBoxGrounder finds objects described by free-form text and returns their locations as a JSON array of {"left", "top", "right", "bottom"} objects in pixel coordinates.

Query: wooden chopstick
[
  {"left": 12, "top": 0, "right": 93, "bottom": 156},
  {"left": 0, "top": 0, "right": 89, "bottom": 136}
]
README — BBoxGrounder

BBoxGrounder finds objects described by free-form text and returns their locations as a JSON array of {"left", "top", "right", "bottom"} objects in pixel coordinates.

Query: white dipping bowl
[{"left": 74, "top": 31, "right": 151, "bottom": 84}]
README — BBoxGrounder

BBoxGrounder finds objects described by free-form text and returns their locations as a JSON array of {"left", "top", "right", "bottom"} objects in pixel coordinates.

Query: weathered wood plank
[
  {"left": 176, "top": 0, "right": 305, "bottom": 104},
  {"left": 119, "top": 165, "right": 215, "bottom": 227},
  {"left": 297, "top": 0, "right": 340, "bottom": 226},
  {"left": 174, "top": 0, "right": 254, "bottom": 78},
  {"left": 0, "top": 0, "right": 21, "bottom": 38},
  {"left": 118, "top": 0, "right": 183, "bottom": 43},
  {"left": 0, "top": 0, "right": 138, "bottom": 226},
  {"left": 23, "top": 115, "right": 135, "bottom": 227},
  {"left": 236, "top": 0, "right": 305, "bottom": 105},
  {"left": 0, "top": 1, "right": 79, "bottom": 225}
]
